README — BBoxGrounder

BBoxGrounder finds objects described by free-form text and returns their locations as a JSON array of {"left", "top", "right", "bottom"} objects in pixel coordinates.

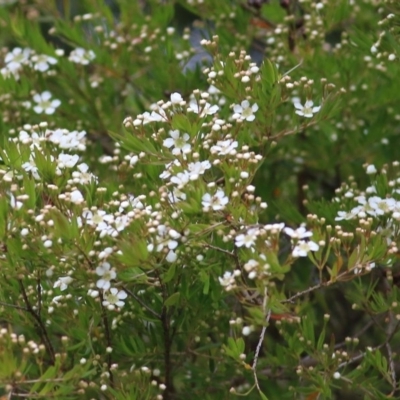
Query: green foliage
[{"left": 0, "top": 0, "right": 400, "bottom": 399}]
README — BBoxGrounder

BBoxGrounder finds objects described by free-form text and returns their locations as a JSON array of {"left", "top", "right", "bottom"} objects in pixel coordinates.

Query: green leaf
[
  {"left": 163, "top": 263, "right": 176, "bottom": 283},
  {"left": 259, "top": 391, "right": 269, "bottom": 400},
  {"left": 164, "top": 292, "right": 180, "bottom": 307}
]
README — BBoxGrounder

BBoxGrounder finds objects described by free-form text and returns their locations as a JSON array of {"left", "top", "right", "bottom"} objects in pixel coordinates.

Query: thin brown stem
[{"left": 18, "top": 280, "right": 55, "bottom": 365}]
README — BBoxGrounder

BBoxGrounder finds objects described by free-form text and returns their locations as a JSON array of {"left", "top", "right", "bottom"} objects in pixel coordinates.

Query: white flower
[
  {"left": 53, "top": 276, "right": 73, "bottom": 291},
  {"left": 71, "top": 163, "right": 97, "bottom": 184},
  {"left": 284, "top": 226, "right": 312, "bottom": 239},
  {"left": 168, "top": 187, "right": 186, "bottom": 203},
  {"left": 148, "top": 225, "right": 179, "bottom": 253},
  {"left": 293, "top": 98, "right": 321, "bottom": 118},
  {"left": 187, "top": 160, "right": 211, "bottom": 180},
  {"left": 366, "top": 164, "right": 377, "bottom": 174},
  {"left": 21, "top": 156, "right": 40, "bottom": 179},
  {"left": 367, "top": 196, "right": 395, "bottom": 216},
  {"left": 210, "top": 139, "right": 238, "bottom": 155},
  {"left": 1, "top": 66, "right": 19, "bottom": 79},
  {"left": 232, "top": 100, "right": 258, "bottom": 121},
  {"left": 188, "top": 100, "right": 219, "bottom": 117},
  {"left": 218, "top": 271, "right": 237, "bottom": 290},
  {"left": 33, "top": 91, "right": 61, "bottom": 114},
  {"left": 69, "top": 47, "right": 95, "bottom": 65},
  {"left": 170, "top": 171, "right": 190, "bottom": 187},
  {"left": 70, "top": 189, "right": 84, "bottom": 204},
  {"left": 57, "top": 153, "right": 79, "bottom": 168},
  {"left": 83, "top": 210, "right": 113, "bottom": 226},
  {"left": 235, "top": 228, "right": 259, "bottom": 248},
  {"left": 292, "top": 240, "right": 319, "bottom": 257},
  {"left": 4, "top": 47, "right": 31, "bottom": 72},
  {"left": 170, "top": 92, "right": 183, "bottom": 104},
  {"left": 9, "top": 193, "right": 22, "bottom": 209},
  {"left": 96, "top": 262, "right": 116, "bottom": 290},
  {"left": 114, "top": 215, "right": 131, "bottom": 233},
  {"left": 31, "top": 54, "right": 57, "bottom": 72},
  {"left": 48, "top": 129, "right": 86, "bottom": 151},
  {"left": 163, "top": 130, "right": 191, "bottom": 155},
  {"left": 166, "top": 250, "right": 177, "bottom": 263},
  {"left": 202, "top": 189, "right": 229, "bottom": 211},
  {"left": 102, "top": 288, "right": 127, "bottom": 310}
]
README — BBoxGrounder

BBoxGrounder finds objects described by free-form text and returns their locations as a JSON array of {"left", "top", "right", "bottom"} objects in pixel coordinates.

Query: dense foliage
[{"left": 1, "top": 0, "right": 400, "bottom": 399}]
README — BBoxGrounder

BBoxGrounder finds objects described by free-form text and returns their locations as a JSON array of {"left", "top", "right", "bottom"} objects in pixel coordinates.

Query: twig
[
  {"left": 282, "top": 270, "right": 350, "bottom": 304},
  {"left": 123, "top": 286, "right": 161, "bottom": 318},
  {"left": 203, "top": 243, "right": 235, "bottom": 257},
  {"left": 18, "top": 280, "right": 55, "bottom": 365},
  {"left": 252, "top": 288, "right": 271, "bottom": 394},
  {"left": 99, "top": 292, "right": 114, "bottom": 388},
  {"left": 0, "top": 301, "right": 27, "bottom": 311},
  {"left": 337, "top": 321, "right": 400, "bottom": 369}
]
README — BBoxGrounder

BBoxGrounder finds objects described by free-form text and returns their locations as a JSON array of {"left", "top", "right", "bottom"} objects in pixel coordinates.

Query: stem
[
  {"left": 18, "top": 280, "right": 55, "bottom": 365},
  {"left": 99, "top": 293, "right": 114, "bottom": 388}
]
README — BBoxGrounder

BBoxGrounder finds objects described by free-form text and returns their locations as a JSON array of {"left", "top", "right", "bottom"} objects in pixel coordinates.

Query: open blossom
[
  {"left": 292, "top": 240, "right": 319, "bottom": 257},
  {"left": 170, "top": 92, "right": 184, "bottom": 104},
  {"left": 210, "top": 139, "right": 238, "bottom": 155},
  {"left": 163, "top": 130, "right": 191, "bottom": 155},
  {"left": 232, "top": 100, "right": 258, "bottom": 121},
  {"left": 4, "top": 47, "right": 31, "bottom": 72},
  {"left": 96, "top": 262, "right": 116, "bottom": 290},
  {"left": 31, "top": 54, "right": 57, "bottom": 72},
  {"left": 284, "top": 226, "right": 312, "bottom": 239},
  {"left": 69, "top": 47, "right": 95, "bottom": 64},
  {"left": 48, "top": 129, "right": 86, "bottom": 151},
  {"left": 33, "top": 91, "right": 61, "bottom": 114},
  {"left": 21, "top": 155, "right": 40, "bottom": 180},
  {"left": 102, "top": 288, "right": 127, "bottom": 310},
  {"left": 57, "top": 153, "right": 79, "bottom": 169},
  {"left": 235, "top": 228, "right": 259, "bottom": 248},
  {"left": 71, "top": 163, "right": 97, "bottom": 184},
  {"left": 70, "top": 189, "right": 84, "bottom": 204},
  {"left": 187, "top": 100, "right": 219, "bottom": 116},
  {"left": 202, "top": 189, "right": 229, "bottom": 211},
  {"left": 170, "top": 171, "right": 190, "bottom": 187},
  {"left": 53, "top": 276, "right": 73, "bottom": 291},
  {"left": 218, "top": 271, "right": 236, "bottom": 290},
  {"left": 187, "top": 160, "right": 211, "bottom": 180},
  {"left": 292, "top": 97, "right": 321, "bottom": 118}
]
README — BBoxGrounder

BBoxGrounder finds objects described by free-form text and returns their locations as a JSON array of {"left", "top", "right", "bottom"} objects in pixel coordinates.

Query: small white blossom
[
  {"left": 70, "top": 189, "right": 84, "bottom": 204},
  {"left": 170, "top": 92, "right": 183, "bottom": 104},
  {"left": 187, "top": 160, "right": 211, "bottom": 180},
  {"left": 202, "top": 189, "right": 229, "bottom": 211},
  {"left": 53, "top": 276, "right": 73, "bottom": 291},
  {"left": 96, "top": 262, "right": 116, "bottom": 290},
  {"left": 31, "top": 54, "right": 57, "bottom": 72},
  {"left": 284, "top": 226, "right": 312, "bottom": 239},
  {"left": 33, "top": 91, "right": 61, "bottom": 115},
  {"left": 102, "top": 288, "right": 127, "bottom": 310},
  {"left": 71, "top": 163, "right": 97, "bottom": 184},
  {"left": 21, "top": 156, "right": 40, "bottom": 180},
  {"left": 4, "top": 47, "right": 31, "bottom": 72},
  {"left": 57, "top": 153, "right": 79, "bottom": 168},
  {"left": 292, "top": 240, "right": 319, "bottom": 257},
  {"left": 69, "top": 47, "right": 96, "bottom": 65},
  {"left": 210, "top": 139, "right": 238, "bottom": 155},
  {"left": 232, "top": 100, "right": 258, "bottom": 121},
  {"left": 235, "top": 228, "right": 259, "bottom": 248},
  {"left": 163, "top": 130, "right": 191, "bottom": 155},
  {"left": 292, "top": 98, "right": 321, "bottom": 118},
  {"left": 188, "top": 100, "right": 219, "bottom": 116},
  {"left": 218, "top": 271, "right": 236, "bottom": 290}
]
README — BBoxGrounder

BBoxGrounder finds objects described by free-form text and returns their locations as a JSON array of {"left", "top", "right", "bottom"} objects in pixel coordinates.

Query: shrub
[{"left": 0, "top": 0, "right": 400, "bottom": 399}]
